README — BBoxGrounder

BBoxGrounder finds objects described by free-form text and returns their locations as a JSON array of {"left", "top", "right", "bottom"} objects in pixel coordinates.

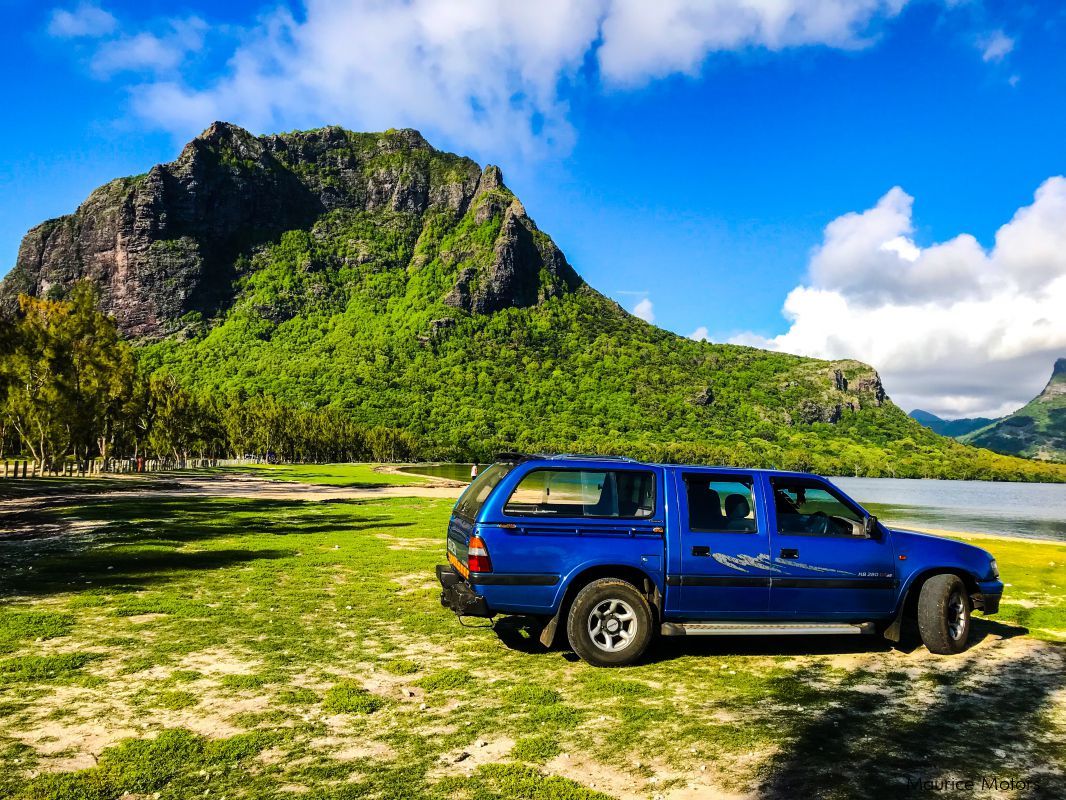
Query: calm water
[
  {"left": 833, "top": 477, "right": 1066, "bottom": 542},
  {"left": 400, "top": 465, "right": 1066, "bottom": 542}
]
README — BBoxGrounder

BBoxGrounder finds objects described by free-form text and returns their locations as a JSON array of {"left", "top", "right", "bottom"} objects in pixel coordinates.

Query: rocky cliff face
[{"left": 0, "top": 122, "right": 579, "bottom": 337}]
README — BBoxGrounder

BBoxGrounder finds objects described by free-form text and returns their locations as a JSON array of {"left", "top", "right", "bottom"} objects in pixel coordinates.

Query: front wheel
[
  {"left": 566, "top": 578, "right": 653, "bottom": 667},
  {"left": 917, "top": 574, "right": 971, "bottom": 655}
]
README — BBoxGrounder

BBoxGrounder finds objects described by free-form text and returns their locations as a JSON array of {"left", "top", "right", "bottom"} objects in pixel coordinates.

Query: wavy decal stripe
[
  {"left": 711, "top": 552, "right": 854, "bottom": 576},
  {"left": 773, "top": 558, "right": 854, "bottom": 576},
  {"left": 711, "top": 553, "right": 784, "bottom": 573}
]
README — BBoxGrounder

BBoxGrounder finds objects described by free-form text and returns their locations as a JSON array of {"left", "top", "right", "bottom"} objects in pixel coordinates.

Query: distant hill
[
  {"left": 909, "top": 409, "right": 999, "bottom": 438},
  {"left": 961, "top": 359, "right": 1066, "bottom": 462},
  {"left": 2, "top": 122, "right": 1064, "bottom": 481}
]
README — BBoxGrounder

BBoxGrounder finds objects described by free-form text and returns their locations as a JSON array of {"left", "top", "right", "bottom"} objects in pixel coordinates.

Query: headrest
[{"left": 724, "top": 494, "right": 750, "bottom": 519}]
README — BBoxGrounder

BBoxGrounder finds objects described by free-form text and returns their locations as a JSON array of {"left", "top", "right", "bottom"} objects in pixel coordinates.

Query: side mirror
[{"left": 864, "top": 515, "right": 880, "bottom": 539}]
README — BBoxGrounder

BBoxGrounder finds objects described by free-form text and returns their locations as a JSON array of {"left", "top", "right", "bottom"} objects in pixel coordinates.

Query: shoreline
[{"left": 902, "top": 526, "right": 1064, "bottom": 547}]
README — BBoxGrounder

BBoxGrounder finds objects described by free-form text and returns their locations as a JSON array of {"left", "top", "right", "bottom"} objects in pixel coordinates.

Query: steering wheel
[{"left": 806, "top": 511, "right": 832, "bottom": 535}]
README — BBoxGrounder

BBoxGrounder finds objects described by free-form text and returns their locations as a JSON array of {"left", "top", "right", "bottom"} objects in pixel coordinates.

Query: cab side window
[
  {"left": 772, "top": 478, "right": 864, "bottom": 537},
  {"left": 504, "top": 469, "right": 655, "bottom": 518},
  {"left": 684, "top": 475, "right": 757, "bottom": 533}
]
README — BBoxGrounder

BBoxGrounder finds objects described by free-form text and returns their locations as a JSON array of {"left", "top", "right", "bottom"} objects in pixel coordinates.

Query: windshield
[{"left": 453, "top": 462, "right": 514, "bottom": 520}]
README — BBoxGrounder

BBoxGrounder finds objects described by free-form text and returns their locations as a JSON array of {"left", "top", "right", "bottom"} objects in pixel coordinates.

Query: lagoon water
[
  {"left": 834, "top": 477, "right": 1066, "bottom": 542},
  {"left": 401, "top": 464, "right": 1066, "bottom": 542}
]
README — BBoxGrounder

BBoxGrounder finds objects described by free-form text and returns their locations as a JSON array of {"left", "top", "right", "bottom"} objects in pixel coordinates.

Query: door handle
[
  {"left": 691, "top": 546, "right": 711, "bottom": 557},
  {"left": 780, "top": 548, "right": 799, "bottom": 559}
]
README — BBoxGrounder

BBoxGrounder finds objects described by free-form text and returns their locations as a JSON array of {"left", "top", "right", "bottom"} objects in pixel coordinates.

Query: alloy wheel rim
[
  {"left": 947, "top": 591, "right": 968, "bottom": 640},
  {"left": 588, "top": 598, "right": 637, "bottom": 652}
]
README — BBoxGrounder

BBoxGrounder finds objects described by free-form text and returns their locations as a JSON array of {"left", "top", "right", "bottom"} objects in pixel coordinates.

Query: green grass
[
  {"left": 0, "top": 478, "right": 1063, "bottom": 799},
  {"left": 0, "top": 611, "right": 75, "bottom": 654},
  {"left": 322, "top": 681, "right": 386, "bottom": 714},
  {"left": 216, "top": 462, "right": 430, "bottom": 487},
  {"left": 949, "top": 533, "right": 1066, "bottom": 637}
]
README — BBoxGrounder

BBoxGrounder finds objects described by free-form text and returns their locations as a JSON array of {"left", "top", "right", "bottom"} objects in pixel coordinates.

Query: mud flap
[
  {"left": 538, "top": 611, "right": 561, "bottom": 648},
  {"left": 882, "top": 613, "right": 902, "bottom": 643}
]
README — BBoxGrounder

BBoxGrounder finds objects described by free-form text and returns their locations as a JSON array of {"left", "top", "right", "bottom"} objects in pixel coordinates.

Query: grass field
[
  {"left": 213, "top": 462, "right": 432, "bottom": 487},
  {"left": 0, "top": 467, "right": 1063, "bottom": 799}
]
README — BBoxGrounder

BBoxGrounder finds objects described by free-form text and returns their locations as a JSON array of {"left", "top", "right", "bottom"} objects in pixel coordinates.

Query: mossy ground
[{"left": 0, "top": 468, "right": 1062, "bottom": 799}]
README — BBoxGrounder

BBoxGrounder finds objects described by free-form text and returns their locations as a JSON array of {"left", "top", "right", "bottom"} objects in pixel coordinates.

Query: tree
[
  {"left": 0, "top": 312, "right": 15, "bottom": 458},
  {"left": 0, "top": 284, "right": 139, "bottom": 470},
  {"left": 0, "top": 294, "right": 77, "bottom": 469},
  {"left": 59, "top": 284, "right": 140, "bottom": 467},
  {"left": 147, "top": 374, "right": 197, "bottom": 462}
]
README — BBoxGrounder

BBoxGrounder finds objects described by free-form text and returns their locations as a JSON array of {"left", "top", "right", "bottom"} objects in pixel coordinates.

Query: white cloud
[
  {"left": 633, "top": 298, "right": 655, "bottom": 323},
  {"left": 48, "top": 2, "right": 116, "bottom": 38},
  {"left": 978, "top": 30, "right": 1014, "bottom": 62},
  {"left": 690, "top": 326, "right": 710, "bottom": 341},
  {"left": 730, "top": 179, "right": 1066, "bottom": 418},
  {"left": 65, "top": 0, "right": 918, "bottom": 156},
  {"left": 92, "top": 19, "right": 208, "bottom": 77},
  {"left": 597, "top": 0, "right": 910, "bottom": 86}
]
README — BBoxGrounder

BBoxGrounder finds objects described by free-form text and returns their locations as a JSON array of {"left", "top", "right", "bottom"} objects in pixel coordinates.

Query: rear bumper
[{"left": 437, "top": 564, "right": 493, "bottom": 618}]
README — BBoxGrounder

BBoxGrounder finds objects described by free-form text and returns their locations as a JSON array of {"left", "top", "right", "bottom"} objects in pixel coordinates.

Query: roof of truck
[{"left": 502, "top": 454, "right": 824, "bottom": 479}]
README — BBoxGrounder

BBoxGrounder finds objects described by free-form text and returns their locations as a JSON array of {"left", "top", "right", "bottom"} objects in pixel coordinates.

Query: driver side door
[{"left": 768, "top": 476, "right": 897, "bottom": 617}]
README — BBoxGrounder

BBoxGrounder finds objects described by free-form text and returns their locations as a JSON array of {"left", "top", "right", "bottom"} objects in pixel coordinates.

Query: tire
[
  {"left": 917, "top": 574, "right": 972, "bottom": 655},
  {"left": 566, "top": 578, "right": 653, "bottom": 667}
]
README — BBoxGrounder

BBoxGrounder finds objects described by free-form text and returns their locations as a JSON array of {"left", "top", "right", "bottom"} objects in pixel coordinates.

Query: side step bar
[{"left": 661, "top": 621, "right": 876, "bottom": 636}]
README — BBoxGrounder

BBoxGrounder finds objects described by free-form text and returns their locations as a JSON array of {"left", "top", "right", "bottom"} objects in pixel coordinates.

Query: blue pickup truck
[{"left": 437, "top": 455, "right": 1003, "bottom": 666}]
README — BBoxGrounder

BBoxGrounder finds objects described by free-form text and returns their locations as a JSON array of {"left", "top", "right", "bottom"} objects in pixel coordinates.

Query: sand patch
[
  {"left": 177, "top": 648, "right": 261, "bottom": 677},
  {"left": 429, "top": 737, "right": 515, "bottom": 777}
]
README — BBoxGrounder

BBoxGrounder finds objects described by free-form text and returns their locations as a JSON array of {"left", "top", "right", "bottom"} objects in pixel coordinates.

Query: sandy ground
[
  {"left": 1, "top": 470, "right": 1063, "bottom": 797},
  {"left": 2, "top": 471, "right": 464, "bottom": 505},
  {"left": 0, "top": 472, "right": 465, "bottom": 538}
]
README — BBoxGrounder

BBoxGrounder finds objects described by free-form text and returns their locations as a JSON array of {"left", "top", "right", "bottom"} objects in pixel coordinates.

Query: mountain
[
  {"left": 960, "top": 359, "right": 1066, "bottom": 462},
  {"left": 909, "top": 409, "right": 999, "bottom": 438},
  {"left": 1, "top": 123, "right": 577, "bottom": 337},
  {"left": 2, "top": 122, "right": 1064, "bottom": 481}
]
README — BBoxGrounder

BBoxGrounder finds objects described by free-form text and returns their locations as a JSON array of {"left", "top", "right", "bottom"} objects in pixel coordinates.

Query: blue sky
[{"left": 3, "top": 1, "right": 1066, "bottom": 416}]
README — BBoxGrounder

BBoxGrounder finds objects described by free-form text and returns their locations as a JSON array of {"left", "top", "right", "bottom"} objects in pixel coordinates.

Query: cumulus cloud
[
  {"left": 56, "top": 0, "right": 917, "bottom": 156},
  {"left": 690, "top": 326, "right": 710, "bottom": 341},
  {"left": 633, "top": 298, "right": 656, "bottom": 323},
  {"left": 48, "top": 2, "right": 116, "bottom": 38},
  {"left": 92, "top": 18, "right": 208, "bottom": 77},
  {"left": 978, "top": 30, "right": 1014, "bottom": 62},
  {"left": 729, "top": 179, "right": 1066, "bottom": 418},
  {"left": 597, "top": 0, "right": 911, "bottom": 86}
]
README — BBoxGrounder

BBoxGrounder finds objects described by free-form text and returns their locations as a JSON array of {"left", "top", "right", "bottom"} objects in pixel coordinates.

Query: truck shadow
[
  {"left": 754, "top": 642, "right": 1065, "bottom": 800},
  {"left": 492, "top": 616, "right": 549, "bottom": 654},
  {"left": 492, "top": 615, "right": 1030, "bottom": 661},
  {"left": 495, "top": 616, "right": 1059, "bottom": 799}
]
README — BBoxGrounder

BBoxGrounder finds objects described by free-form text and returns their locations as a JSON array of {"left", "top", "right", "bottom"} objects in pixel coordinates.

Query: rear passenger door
[{"left": 670, "top": 472, "right": 770, "bottom": 618}]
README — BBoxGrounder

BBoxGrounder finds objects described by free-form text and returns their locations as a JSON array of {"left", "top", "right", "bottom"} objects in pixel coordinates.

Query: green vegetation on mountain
[
  {"left": 908, "top": 409, "right": 999, "bottom": 439},
  {"left": 961, "top": 359, "right": 1066, "bottom": 462},
  {"left": 3, "top": 122, "right": 1065, "bottom": 481}
]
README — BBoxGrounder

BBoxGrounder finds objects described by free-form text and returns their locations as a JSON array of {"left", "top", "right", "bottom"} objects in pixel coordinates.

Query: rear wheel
[
  {"left": 917, "top": 574, "right": 971, "bottom": 655},
  {"left": 566, "top": 578, "right": 653, "bottom": 667}
]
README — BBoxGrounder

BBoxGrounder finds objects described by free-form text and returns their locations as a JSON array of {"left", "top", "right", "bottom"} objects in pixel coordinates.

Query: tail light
[{"left": 467, "top": 534, "right": 492, "bottom": 573}]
